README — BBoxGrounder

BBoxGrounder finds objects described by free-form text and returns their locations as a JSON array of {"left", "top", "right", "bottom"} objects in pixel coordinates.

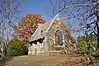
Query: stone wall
[
  {"left": 47, "top": 19, "right": 72, "bottom": 53},
  {"left": 28, "top": 38, "right": 49, "bottom": 55},
  {"left": 28, "top": 17, "right": 73, "bottom": 55},
  {"left": 28, "top": 42, "right": 43, "bottom": 55}
]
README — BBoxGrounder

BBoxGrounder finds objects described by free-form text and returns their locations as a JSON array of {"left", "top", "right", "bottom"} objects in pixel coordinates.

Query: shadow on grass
[{"left": 0, "top": 57, "right": 13, "bottom": 66}]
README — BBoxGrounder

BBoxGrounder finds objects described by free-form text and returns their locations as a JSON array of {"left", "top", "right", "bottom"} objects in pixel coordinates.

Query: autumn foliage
[{"left": 13, "top": 14, "right": 45, "bottom": 42}]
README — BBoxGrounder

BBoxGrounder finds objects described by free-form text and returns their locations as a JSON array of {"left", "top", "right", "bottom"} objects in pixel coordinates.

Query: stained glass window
[{"left": 55, "top": 30, "right": 63, "bottom": 46}]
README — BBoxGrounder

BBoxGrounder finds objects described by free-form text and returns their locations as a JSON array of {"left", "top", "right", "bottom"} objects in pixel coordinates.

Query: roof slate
[
  {"left": 29, "top": 22, "right": 49, "bottom": 42},
  {"left": 29, "top": 14, "right": 59, "bottom": 42}
]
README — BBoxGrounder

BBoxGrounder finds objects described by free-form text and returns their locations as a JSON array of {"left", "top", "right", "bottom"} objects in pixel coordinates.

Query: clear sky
[
  {"left": 13, "top": 0, "right": 94, "bottom": 39},
  {"left": 20, "top": 0, "right": 52, "bottom": 21},
  {"left": 0, "top": 0, "right": 94, "bottom": 40},
  {"left": 15, "top": 0, "right": 81, "bottom": 38}
]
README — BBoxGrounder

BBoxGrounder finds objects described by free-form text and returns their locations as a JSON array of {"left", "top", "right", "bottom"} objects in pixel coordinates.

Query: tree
[
  {"left": 0, "top": 0, "right": 22, "bottom": 59},
  {"left": 7, "top": 37, "right": 27, "bottom": 56},
  {"left": 48, "top": 0, "right": 99, "bottom": 48},
  {"left": 77, "top": 35, "right": 96, "bottom": 53},
  {"left": 13, "top": 14, "right": 45, "bottom": 42}
]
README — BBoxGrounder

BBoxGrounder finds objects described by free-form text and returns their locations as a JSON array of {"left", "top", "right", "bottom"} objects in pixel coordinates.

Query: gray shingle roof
[
  {"left": 29, "top": 14, "right": 59, "bottom": 42},
  {"left": 29, "top": 22, "right": 50, "bottom": 42}
]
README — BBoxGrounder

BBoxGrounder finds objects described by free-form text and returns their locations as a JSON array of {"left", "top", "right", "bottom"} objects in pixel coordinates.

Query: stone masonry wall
[{"left": 47, "top": 19, "right": 72, "bottom": 53}]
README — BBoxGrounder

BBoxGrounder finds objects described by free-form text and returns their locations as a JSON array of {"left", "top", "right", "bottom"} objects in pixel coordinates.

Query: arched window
[{"left": 55, "top": 30, "right": 63, "bottom": 46}]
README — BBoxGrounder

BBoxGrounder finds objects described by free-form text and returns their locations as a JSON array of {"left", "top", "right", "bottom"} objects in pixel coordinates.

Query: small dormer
[{"left": 41, "top": 30, "right": 43, "bottom": 35}]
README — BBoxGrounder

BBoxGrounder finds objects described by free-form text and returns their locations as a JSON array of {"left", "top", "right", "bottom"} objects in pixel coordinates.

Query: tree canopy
[
  {"left": 77, "top": 35, "right": 96, "bottom": 53},
  {"left": 7, "top": 37, "right": 28, "bottom": 56},
  {"left": 13, "top": 14, "right": 45, "bottom": 42}
]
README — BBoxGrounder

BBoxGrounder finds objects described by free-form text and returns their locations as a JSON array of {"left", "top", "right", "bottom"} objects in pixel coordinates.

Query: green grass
[{"left": 0, "top": 54, "right": 82, "bottom": 66}]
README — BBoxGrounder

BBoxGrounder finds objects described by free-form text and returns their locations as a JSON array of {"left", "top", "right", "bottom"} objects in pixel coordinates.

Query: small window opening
[{"left": 41, "top": 30, "right": 43, "bottom": 35}]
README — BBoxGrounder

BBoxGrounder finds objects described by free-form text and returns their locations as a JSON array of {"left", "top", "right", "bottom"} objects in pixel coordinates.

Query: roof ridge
[{"left": 46, "top": 14, "right": 59, "bottom": 32}]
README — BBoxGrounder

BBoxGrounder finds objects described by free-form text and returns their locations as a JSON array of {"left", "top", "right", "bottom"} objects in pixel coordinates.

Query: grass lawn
[
  {"left": 0, "top": 54, "right": 82, "bottom": 66},
  {"left": 2, "top": 54, "right": 99, "bottom": 66}
]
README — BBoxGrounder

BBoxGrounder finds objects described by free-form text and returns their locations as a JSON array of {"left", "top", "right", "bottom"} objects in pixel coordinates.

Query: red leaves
[{"left": 13, "top": 14, "right": 45, "bottom": 42}]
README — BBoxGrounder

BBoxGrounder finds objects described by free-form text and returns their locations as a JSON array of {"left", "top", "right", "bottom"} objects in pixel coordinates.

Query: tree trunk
[
  {"left": 97, "top": 27, "right": 99, "bottom": 48},
  {"left": 96, "top": 13, "right": 99, "bottom": 48},
  {"left": 95, "top": 0, "right": 99, "bottom": 48}
]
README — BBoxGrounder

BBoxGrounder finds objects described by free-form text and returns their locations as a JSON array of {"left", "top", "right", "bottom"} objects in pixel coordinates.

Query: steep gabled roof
[
  {"left": 29, "top": 14, "right": 60, "bottom": 42},
  {"left": 46, "top": 14, "right": 59, "bottom": 32},
  {"left": 29, "top": 22, "right": 49, "bottom": 42}
]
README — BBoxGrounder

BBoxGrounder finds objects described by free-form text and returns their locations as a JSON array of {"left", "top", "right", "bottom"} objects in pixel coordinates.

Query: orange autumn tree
[{"left": 13, "top": 14, "right": 45, "bottom": 42}]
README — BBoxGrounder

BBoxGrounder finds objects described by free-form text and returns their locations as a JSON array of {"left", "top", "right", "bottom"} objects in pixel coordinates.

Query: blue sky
[
  {"left": 13, "top": 0, "right": 94, "bottom": 39},
  {"left": 20, "top": 0, "right": 52, "bottom": 21},
  {"left": 14, "top": 0, "right": 84, "bottom": 38},
  {"left": 9, "top": 0, "right": 55, "bottom": 39},
  {"left": 0, "top": 0, "right": 94, "bottom": 40}
]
